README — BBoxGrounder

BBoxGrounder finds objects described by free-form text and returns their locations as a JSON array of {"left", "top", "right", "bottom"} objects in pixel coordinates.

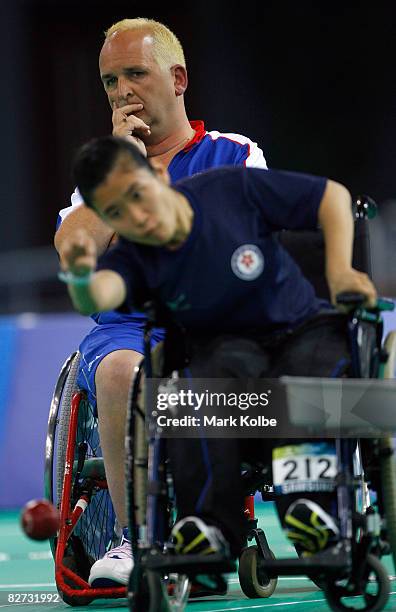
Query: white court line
[
  {"left": 200, "top": 592, "right": 396, "bottom": 612},
  {"left": 0, "top": 584, "right": 56, "bottom": 589},
  {"left": 200, "top": 590, "right": 396, "bottom": 612},
  {"left": 1, "top": 532, "right": 31, "bottom": 537},
  {"left": 195, "top": 599, "right": 327, "bottom": 611},
  {"left": 0, "top": 606, "right": 56, "bottom": 609},
  {"left": 0, "top": 578, "right": 309, "bottom": 589},
  {"left": 0, "top": 552, "right": 52, "bottom": 562},
  {"left": 0, "top": 606, "right": 50, "bottom": 609},
  {"left": 27, "top": 551, "right": 52, "bottom": 560},
  {"left": 228, "top": 577, "right": 311, "bottom": 583}
]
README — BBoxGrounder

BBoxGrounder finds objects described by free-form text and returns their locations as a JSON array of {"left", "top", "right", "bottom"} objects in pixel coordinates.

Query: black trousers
[{"left": 166, "top": 312, "right": 351, "bottom": 556}]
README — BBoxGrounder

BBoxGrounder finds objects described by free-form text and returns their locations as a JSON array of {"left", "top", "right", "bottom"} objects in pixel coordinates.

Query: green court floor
[{"left": 1, "top": 502, "right": 396, "bottom": 611}]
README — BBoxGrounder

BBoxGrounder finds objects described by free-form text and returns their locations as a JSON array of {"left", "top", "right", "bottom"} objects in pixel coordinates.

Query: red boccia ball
[{"left": 20, "top": 499, "right": 60, "bottom": 541}]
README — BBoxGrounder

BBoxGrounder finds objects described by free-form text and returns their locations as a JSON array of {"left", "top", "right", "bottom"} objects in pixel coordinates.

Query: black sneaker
[
  {"left": 170, "top": 516, "right": 229, "bottom": 597},
  {"left": 284, "top": 499, "right": 339, "bottom": 555},
  {"left": 171, "top": 516, "right": 229, "bottom": 556}
]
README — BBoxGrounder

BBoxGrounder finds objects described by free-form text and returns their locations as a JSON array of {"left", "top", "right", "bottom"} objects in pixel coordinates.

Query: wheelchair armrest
[
  {"left": 376, "top": 298, "right": 395, "bottom": 312},
  {"left": 336, "top": 292, "right": 365, "bottom": 306},
  {"left": 336, "top": 292, "right": 395, "bottom": 312}
]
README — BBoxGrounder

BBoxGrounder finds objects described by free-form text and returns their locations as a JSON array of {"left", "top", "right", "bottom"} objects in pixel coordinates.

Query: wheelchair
[
  {"left": 123, "top": 197, "right": 396, "bottom": 612},
  {"left": 44, "top": 351, "right": 126, "bottom": 605},
  {"left": 44, "top": 195, "right": 396, "bottom": 610},
  {"left": 44, "top": 347, "right": 278, "bottom": 606}
]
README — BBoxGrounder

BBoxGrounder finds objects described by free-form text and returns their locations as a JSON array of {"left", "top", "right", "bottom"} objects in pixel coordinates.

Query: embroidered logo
[{"left": 231, "top": 244, "right": 264, "bottom": 281}]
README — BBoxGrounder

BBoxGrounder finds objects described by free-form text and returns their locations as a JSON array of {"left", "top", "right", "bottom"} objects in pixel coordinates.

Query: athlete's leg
[
  {"left": 270, "top": 312, "right": 350, "bottom": 554},
  {"left": 76, "top": 322, "right": 164, "bottom": 586},
  {"left": 167, "top": 335, "right": 271, "bottom": 558},
  {"left": 95, "top": 349, "right": 142, "bottom": 527}
]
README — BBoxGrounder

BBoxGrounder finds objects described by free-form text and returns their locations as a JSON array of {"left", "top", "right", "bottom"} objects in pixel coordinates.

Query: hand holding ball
[{"left": 20, "top": 499, "right": 60, "bottom": 540}]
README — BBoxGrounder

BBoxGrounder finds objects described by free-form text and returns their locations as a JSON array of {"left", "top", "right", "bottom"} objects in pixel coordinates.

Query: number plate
[{"left": 273, "top": 443, "right": 337, "bottom": 494}]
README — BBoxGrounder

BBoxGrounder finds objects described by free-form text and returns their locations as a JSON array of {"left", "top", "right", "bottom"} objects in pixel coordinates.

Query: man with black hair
[{"left": 59, "top": 135, "right": 376, "bottom": 560}]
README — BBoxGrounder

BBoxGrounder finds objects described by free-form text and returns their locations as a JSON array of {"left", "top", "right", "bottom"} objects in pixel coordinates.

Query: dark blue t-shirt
[{"left": 98, "top": 167, "right": 328, "bottom": 333}]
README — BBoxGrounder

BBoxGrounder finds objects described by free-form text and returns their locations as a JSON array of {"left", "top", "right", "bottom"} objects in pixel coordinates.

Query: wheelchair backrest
[{"left": 278, "top": 205, "right": 373, "bottom": 302}]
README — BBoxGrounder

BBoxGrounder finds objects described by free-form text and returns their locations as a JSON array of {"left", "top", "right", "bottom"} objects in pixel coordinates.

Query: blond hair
[{"left": 105, "top": 18, "right": 186, "bottom": 69}]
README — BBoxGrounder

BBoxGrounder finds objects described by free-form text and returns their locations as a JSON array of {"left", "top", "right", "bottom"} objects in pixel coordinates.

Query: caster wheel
[
  {"left": 323, "top": 554, "right": 389, "bottom": 612},
  {"left": 238, "top": 545, "right": 277, "bottom": 598}
]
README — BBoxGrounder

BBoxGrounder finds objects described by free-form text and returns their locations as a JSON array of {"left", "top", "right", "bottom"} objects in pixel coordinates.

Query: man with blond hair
[{"left": 55, "top": 17, "right": 267, "bottom": 587}]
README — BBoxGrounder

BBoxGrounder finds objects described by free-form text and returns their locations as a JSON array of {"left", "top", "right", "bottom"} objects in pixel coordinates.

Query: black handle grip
[
  {"left": 336, "top": 293, "right": 395, "bottom": 312},
  {"left": 336, "top": 292, "right": 365, "bottom": 306}
]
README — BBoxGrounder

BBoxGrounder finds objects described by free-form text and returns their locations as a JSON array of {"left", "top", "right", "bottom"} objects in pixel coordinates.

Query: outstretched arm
[
  {"left": 60, "top": 229, "right": 126, "bottom": 316},
  {"left": 55, "top": 205, "right": 116, "bottom": 264},
  {"left": 318, "top": 180, "right": 377, "bottom": 307}
]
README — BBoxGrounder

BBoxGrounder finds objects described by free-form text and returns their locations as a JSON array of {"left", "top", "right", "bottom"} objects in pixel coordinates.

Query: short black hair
[{"left": 72, "top": 136, "right": 155, "bottom": 208}]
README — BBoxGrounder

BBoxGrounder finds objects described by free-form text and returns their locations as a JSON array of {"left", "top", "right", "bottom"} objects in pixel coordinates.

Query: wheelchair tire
[
  {"left": 55, "top": 353, "right": 82, "bottom": 507},
  {"left": 146, "top": 570, "right": 172, "bottom": 612},
  {"left": 323, "top": 553, "right": 389, "bottom": 612},
  {"left": 45, "top": 351, "right": 80, "bottom": 556},
  {"left": 238, "top": 545, "right": 277, "bottom": 598},
  {"left": 128, "top": 563, "right": 169, "bottom": 612},
  {"left": 46, "top": 352, "right": 117, "bottom": 571},
  {"left": 379, "top": 436, "right": 396, "bottom": 575},
  {"left": 383, "top": 331, "right": 396, "bottom": 380},
  {"left": 125, "top": 361, "right": 147, "bottom": 556},
  {"left": 379, "top": 332, "right": 396, "bottom": 575}
]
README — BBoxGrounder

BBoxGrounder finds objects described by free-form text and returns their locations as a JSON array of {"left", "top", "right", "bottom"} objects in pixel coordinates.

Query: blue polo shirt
[{"left": 97, "top": 167, "right": 328, "bottom": 333}]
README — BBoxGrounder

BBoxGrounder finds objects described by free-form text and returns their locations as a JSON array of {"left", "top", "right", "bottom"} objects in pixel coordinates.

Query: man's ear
[
  {"left": 151, "top": 159, "right": 170, "bottom": 184},
  {"left": 172, "top": 65, "right": 188, "bottom": 96}
]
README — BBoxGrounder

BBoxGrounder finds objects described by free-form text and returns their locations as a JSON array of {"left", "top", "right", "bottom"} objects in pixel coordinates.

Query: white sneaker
[{"left": 88, "top": 532, "right": 133, "bottom": 587}]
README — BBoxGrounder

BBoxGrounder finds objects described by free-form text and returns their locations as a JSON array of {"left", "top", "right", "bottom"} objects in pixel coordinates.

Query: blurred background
[
  {"left": 0, "top": 0, "right": 395, "bottom": 507},
  {"left": 1, "top": 0, "right": 396, "bottom": 310}
]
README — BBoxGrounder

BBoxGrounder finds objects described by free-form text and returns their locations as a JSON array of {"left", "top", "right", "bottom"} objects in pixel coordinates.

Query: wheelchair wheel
[
  {"left": 125, "top": 361, "right": 148, "bottom": 553},
  {"left": 45, "top": 352, "right": 78, "bottom": 551},
  {"left": 49, "top": 352, "right": 116, "bottom": 561},
  {"left": 238, "top": 545, "right": 277, "bottom": 598},
  {"left": 323, "top": 554, "right": 389, "bottom": 612},
  {"left": 129, "top": 569, "right": 185, "bottom": 612},
  {"left": 57, "top": 393, "right": 116, "bottom": 563},
  {"left": 45, "top": 351, "right": 119, "bottom": 605},
  {"left": 380, "top": 331, "right": 396, "bottom": 575}
]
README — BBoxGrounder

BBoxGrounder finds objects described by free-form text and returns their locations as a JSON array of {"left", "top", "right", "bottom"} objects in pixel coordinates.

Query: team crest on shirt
[{"left": 231, "top": 244, "right": 264, "bottom": 281}]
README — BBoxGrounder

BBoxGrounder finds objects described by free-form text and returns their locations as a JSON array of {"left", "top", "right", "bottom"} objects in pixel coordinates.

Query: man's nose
[
  {"left": 128, "top": 206, "right": 148, "bottom": 228},
  {"left": 117, "top": 76, "right": 133, "bottom": 100}
]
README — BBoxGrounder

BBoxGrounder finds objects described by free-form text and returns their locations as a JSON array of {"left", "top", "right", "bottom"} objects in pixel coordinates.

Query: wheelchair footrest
[
  {"left": 144, "top": 550, "right": 236, "bottom": 577},
  {"left": 260, "top": 543, "right": 350, "bottom": 577}
]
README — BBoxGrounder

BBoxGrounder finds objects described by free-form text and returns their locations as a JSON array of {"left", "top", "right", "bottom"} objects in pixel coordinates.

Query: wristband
[{"left": 58, "top": 270, "right": 93, "bottom": 286}]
